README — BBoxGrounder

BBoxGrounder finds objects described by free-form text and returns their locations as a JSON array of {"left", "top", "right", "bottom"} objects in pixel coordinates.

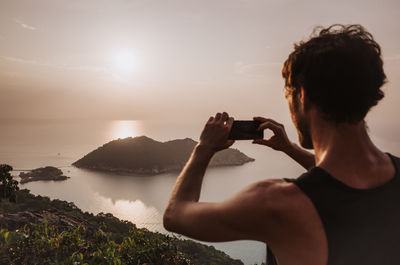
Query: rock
[
  {"left": 19, "top": 166, "right": 70, "bottom": 184},
  {"left": 0, "top": 209, "right": 98, "bottom": 234}
]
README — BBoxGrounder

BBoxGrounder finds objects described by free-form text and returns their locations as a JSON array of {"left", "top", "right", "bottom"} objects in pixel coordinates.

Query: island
[
  {"left": 19, "top": 166, "right": 69, "bottom": 184},
  {"left": 72, "top": 136, "right": 255, "bottom": 175}
]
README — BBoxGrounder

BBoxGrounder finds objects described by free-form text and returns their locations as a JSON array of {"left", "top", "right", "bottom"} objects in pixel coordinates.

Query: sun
[
  {"left": 113, "top": 51, "right": 138, "bottom": 74},
  {"left": 112, "top": 120, "right": 142, "bottom": 140}
]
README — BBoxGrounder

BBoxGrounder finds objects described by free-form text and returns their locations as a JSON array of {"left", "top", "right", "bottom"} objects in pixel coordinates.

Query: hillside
[
  {"left": 0, "top": 189, "right": 245, "bottom": 265},
  {"left": 73, "top": 136, "right": 255, "bottom": 174}
]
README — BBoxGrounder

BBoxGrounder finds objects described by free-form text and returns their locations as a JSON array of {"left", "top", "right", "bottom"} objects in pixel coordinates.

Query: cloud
[
  {"left": 14, "top": 19, "right": 37, "bottom": 30},
  {"left": 0, "top": 55, "right": 108, "bottom": 74},
  {"left": 234, "top": 61, "right": 282, "bottom": 76},
  {"left": 0, "top": 56, "right": 39, "bottom": 65},
  {"left": 61, "top": 0, "right": 151, "bottom": 11}
]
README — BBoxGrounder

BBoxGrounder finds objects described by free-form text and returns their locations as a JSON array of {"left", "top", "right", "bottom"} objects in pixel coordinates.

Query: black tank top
[{"left": 267, "top": 153, "right": 400, "bottom": 265}]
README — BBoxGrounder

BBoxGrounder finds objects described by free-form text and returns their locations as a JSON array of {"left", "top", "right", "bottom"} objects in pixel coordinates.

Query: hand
[
  {"left": 199, "top": 112, "right": 235, "bottom": 153},
  {"left": 252, "top": 117, "right": 292, "bottom": 152}
]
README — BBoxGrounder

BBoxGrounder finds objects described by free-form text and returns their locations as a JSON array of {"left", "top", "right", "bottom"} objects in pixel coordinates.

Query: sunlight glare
[
  {"left": 112, "top": 120, "right": 142, "bottom": 140},
  {"left": 113, "top": 51, "right": 138, "bottom": 75}
]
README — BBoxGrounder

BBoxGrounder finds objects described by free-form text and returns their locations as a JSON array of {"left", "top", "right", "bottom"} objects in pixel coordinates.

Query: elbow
[
  {"left": 163, "top": 211, "right": 174, "bottom": 232},
  {"left": 164, "top": 201, "right": 190, "bottom": 233},
  {"left": 163, "top": 206, "right": 178, "bottom": 232}
]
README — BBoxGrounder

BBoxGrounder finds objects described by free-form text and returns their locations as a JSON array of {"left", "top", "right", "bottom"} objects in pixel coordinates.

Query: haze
[{"left": 1, "top": 0, "right": 399, "bottom": 139}]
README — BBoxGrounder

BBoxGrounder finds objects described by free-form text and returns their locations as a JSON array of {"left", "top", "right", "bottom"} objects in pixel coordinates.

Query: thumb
[{"left": 252, "top": 139, "right": 271, "bottom": 146}]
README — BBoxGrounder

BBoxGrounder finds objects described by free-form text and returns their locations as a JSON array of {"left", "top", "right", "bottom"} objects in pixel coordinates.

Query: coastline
[{"left": 72, "top": 158, "right": 255, "bottom": 176}]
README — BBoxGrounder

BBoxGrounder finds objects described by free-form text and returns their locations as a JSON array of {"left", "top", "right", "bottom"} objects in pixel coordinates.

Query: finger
[
  {"left": 252, "top": 139, "right": 272, "bottom": 146},
  {"left": 207, "top": 116, "right": 213, "bottom": 123},
  {"left": 258, "top": 121, "right": 283, "bottom": 136},
  {"left": 253, "top": 116, "right": 268, "bottom": 122},
  {"left": 221, "top": 112, "right": 229, "bottom": 122},
  {"left": 215, "top": 112, "right": 222, "bottom": 121},
  {"left": 226, "top": 117, "right": 234, "bottom": 129},
  {"left": 254, "top": 117, "right": 283, "bottom": 127}
]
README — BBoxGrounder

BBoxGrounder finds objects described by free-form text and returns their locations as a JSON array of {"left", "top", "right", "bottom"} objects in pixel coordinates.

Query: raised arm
[
  {"left": 163, "top": 112, "right": 286, "bottom": 242},
  {"left": 253, "top": 117, "right": 315, "bottom": 170}
]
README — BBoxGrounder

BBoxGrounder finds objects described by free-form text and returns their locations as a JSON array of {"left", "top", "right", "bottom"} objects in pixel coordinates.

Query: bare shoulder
[
  {"left": 218, "top": 178, "right": 306, "bottom": 223},
  {"left": 241, "top": 178, "right": 317, "bottom": 236},
  {"left": 252, "top": 178, "right": 326, "bottom": 254},
  {"left": 252, "top": 178, "right": 316, "bottom": 217},
  {"left": 244, "top": 178, "right": 305, "bottom": 209}
]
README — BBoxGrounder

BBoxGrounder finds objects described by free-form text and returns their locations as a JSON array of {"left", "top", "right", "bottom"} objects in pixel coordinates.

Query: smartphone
[{"left": 228, "top": 120, "right": 263, "bottom": 140}]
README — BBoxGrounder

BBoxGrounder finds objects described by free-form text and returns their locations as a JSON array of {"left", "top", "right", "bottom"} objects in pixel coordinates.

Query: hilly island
[{"left": 73, "top": 136, "right": 255, "bottom": 174}]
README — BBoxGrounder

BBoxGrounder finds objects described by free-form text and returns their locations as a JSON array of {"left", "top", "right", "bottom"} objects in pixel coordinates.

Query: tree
[{"left": 0, "top": 164, "right": 19, "bottom": 202}]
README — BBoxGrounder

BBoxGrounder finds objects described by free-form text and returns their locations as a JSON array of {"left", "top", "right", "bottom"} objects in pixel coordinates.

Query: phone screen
[{"left": 228, "top": 120, "right": 263, "bottom": 140}]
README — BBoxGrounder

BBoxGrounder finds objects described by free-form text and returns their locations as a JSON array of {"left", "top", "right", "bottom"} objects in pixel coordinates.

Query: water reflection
[
  {"left": 96, "top": 194, "right": 163, "bottom": 231},
  {"left": 111, "top": 120, "right": 143, "bottom": 140}
]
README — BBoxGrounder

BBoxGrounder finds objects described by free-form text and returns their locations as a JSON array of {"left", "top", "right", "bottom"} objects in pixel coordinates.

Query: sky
[{"left": 0, "top": 0, "right": 399, "bottom": 137}]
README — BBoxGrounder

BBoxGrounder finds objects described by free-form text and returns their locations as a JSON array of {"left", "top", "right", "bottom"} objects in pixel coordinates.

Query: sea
[{"left": 1, "top": 119, "right": 399, "bottom": 265}]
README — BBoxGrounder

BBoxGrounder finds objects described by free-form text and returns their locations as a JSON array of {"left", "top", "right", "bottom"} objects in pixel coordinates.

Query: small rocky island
[
  {"left": 19, "top": 166, "right": 69, "bottom": 184},
  {"left": 73, "top": 136, "right": 255, "bottom": 175}
]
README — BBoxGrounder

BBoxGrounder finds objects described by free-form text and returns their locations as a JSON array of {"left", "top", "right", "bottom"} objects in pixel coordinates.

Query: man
[{"left": 163, "top": 24, "right": 400, "bottom": 265}]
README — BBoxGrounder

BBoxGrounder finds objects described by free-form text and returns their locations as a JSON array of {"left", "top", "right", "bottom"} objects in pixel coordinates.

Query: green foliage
[
  {"left": 0, "top": 164, "right": 19, "bottom": 202},
  {"left": 0, "top": 189, "right": 245, "bottom": 265},
  {"left": 0, "top": 221, "right": 192, "bottom": 265}
]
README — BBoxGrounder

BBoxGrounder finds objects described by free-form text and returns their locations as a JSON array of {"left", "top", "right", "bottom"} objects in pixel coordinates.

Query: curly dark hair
[{"left": 282, "top": 24, "right": 386, "bottom": 123}]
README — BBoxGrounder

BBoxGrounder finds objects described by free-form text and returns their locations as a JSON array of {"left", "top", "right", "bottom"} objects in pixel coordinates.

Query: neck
[{"left": 310, "top": 115, "right": 384, "bottom": 168}]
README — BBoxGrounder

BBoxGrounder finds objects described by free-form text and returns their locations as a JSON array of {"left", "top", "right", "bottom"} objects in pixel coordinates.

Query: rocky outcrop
[
  {"left": 19, "top": 167, "right": 69, "bottom": 184},
  {"left": 0, "top": 209, "right": 99, "bottom": 234},
  {"left": 73, "top": 136, "right": 255, "bottom": 175}
]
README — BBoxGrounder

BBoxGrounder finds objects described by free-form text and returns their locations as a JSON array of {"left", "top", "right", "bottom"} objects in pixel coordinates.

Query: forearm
[
  {"left": 167, "top": 144, "right": 214, "bottom": 203},
  {"left": 283, "top": 143, "right": 315, "bottom": 170},
  {"left": 164, "top": 144, "right": 214, "bottom": 231}
]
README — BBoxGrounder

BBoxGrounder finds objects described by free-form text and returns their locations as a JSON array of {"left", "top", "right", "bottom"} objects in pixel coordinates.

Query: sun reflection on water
[
  {"left": 98, "top": 195, "right": 163, "bottom": 231},
  {"left": 111, "top": 120, "right": 143, "bottom": 140},
  {"left": 114, "top": 199, "right": 162, "bottom": 230}
]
